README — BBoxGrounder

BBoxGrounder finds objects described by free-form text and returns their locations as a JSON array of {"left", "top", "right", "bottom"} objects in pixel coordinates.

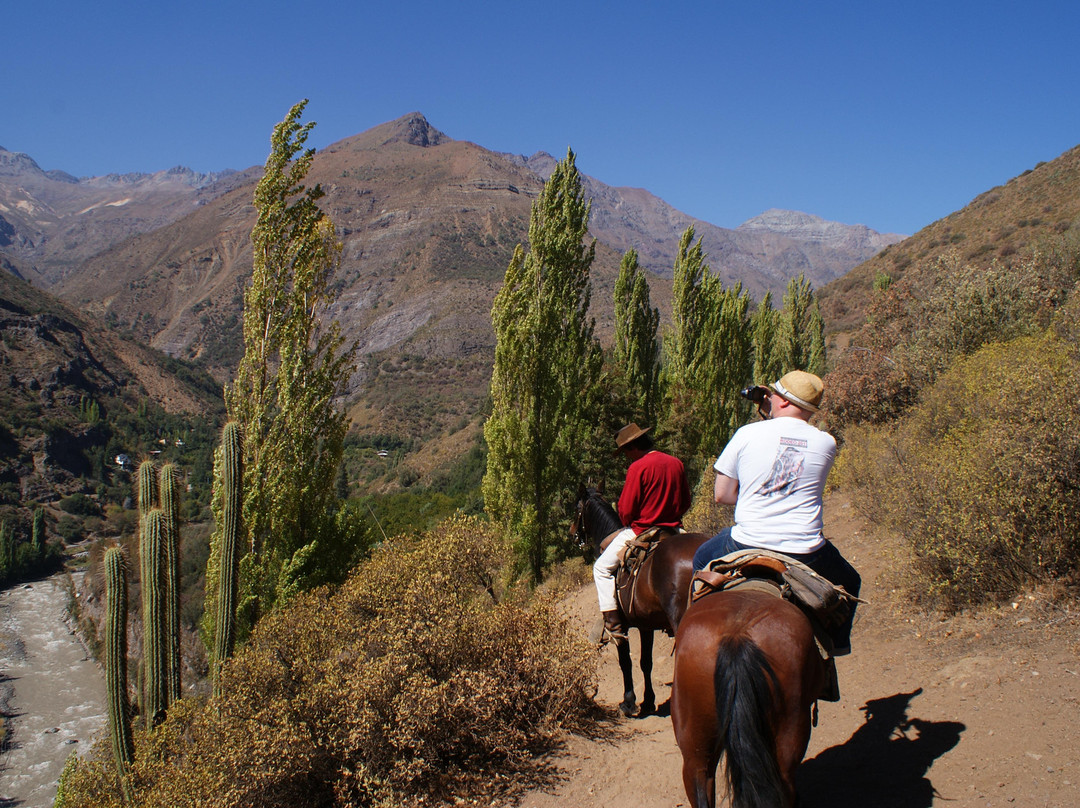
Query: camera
[{"left": 740, "top": 385, "right": 769, "bottom": 404}]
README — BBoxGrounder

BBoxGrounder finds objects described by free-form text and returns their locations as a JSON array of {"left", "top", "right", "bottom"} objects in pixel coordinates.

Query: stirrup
[{"left": 604, "top": 624, "right": 629, "bottom": 642}]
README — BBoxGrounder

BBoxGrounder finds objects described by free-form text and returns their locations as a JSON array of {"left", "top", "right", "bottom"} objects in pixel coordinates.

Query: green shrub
[
  {"left": 56, "top": 515, "right": 85, "bottom": 544},
  {"left": 839, "top": 331, "right": 1080, "bottom": 609},
  {"left": 59, "top": 493, "right": 100, "bottom": 517},
  {"left": 57, "top": 514, "right": 599, "bottom": 808}
]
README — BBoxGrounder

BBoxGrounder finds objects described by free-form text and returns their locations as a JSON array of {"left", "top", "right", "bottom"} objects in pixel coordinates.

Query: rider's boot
[
  {"left": 601, "top": 610, "right": 628, "bottom": 641},
  {"left": 819, "top": 656, "right": 841, "bottom": 702}
]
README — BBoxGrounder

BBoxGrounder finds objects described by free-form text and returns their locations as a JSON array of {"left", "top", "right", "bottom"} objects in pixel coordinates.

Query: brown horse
[
  {"left": 671, "top": 586, "right": 826, "bottom": 808},
  {"left": 570, "top": 484, "right": 709, "bottom": 717}
]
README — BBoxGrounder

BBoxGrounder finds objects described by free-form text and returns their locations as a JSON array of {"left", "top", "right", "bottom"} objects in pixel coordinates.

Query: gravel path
[{"left": 0, "top": 573, "right": 106, "bottom": 808}]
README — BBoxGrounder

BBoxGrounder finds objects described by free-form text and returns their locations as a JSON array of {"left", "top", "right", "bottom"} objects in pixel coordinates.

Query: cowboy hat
[{"left": 615, "top": 422, "right": 651, "bottom": 450}]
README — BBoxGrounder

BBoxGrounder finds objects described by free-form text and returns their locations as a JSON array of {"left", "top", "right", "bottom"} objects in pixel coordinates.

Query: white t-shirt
[{"left": 713, "top": 417, "right": 837, "bottom": 554}]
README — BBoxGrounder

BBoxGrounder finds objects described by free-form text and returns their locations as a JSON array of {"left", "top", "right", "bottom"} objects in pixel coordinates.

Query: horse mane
[{"left": 585, "top": 488, "right": 624, "bottom": 538}]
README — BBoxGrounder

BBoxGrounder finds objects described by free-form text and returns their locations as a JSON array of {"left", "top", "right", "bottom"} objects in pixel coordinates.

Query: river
[{"left": 0, "top": 572, "right": 106, "bottom": 808}]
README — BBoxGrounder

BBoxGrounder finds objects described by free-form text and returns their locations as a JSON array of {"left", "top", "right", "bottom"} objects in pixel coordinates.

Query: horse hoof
[
  {"left": 618, "top": 701, "right": 636, "bottom": 717},
  {"left": 638, "top": 702, "right": 656, "bottom": 718}
]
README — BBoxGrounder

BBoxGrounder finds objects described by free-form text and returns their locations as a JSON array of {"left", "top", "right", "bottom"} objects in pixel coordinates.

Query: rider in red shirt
[{"left": 594, "top": 423, "right": 691, "bottom": 639}]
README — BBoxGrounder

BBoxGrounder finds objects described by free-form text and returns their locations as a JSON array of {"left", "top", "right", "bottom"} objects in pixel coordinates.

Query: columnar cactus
[
  {"left": 213, "top": 421, "right": 243, "bottom": 698},
  {"left": 137, "top": 460, "right": 157, "bottom": 518},
  {"left": 140, "top": 509, "right": 167, "bottom": 728},
  {"left": 0, "top": 522, "right": 9, "bottom": 580},
  {"left": 31, "top": 507, "right": 45, "bottom": 556},
  {"left": 159, "top": 463, "right": 182, "bottom": 704},
  {"left": 104, "top": 546, "right": 134, "bottom": 792}
]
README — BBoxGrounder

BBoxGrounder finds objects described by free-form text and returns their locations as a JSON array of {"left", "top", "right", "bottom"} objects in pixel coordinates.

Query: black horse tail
[{"left": 714, "top": 635, "right": 784, "bottom": 808}]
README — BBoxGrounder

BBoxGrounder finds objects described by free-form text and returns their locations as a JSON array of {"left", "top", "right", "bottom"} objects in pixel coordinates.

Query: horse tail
[{"left": 714, "top": 636, "right": 784, "bottom": 808}]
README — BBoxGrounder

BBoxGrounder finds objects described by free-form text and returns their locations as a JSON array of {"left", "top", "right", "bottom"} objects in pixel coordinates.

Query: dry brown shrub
[
  {"left": 838, "top": 332, "right": 1080, "bottom": 610},
  {"left": 58, "top": 514, "right": 599, "bottom": 808},
  {"left": 827, "top": 241, "right": 1080, "bottom": 434}
]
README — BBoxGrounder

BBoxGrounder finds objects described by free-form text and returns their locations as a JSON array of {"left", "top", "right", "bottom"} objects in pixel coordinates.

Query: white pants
[{"left": 593, "top": 528, "right": 635, "bottom": 612}]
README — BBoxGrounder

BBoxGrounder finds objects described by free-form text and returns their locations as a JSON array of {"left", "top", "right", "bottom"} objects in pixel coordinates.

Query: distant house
[{"left": 115, "top": 453, "right": 133, "bottom": 471}]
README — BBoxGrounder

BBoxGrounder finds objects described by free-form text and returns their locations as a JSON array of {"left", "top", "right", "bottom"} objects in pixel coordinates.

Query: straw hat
[
  {"left": 769, "top": 371, "right": 824, "bottom": 413},
  {"left": 615, "top": 422, "right": 651, "bottom": 450}
]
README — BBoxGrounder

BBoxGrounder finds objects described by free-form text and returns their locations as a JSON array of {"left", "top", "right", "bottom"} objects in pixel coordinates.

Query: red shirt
[{"left": 618, "top": 450, "right": 692, "bottom": 535}]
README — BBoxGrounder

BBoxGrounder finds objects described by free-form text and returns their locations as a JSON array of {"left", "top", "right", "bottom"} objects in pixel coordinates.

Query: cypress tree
[
  {"left": 483, "top": 148, "right": 604, "bottom": 582},
  {"left": 31, "top": 507, "right": 46, "bottom": 558},
  {"left": 660, "top": 228, "right": 754, "bottom": 472},
  {"left": 751, "top": 291, "right": 784, "bottom": 385}
]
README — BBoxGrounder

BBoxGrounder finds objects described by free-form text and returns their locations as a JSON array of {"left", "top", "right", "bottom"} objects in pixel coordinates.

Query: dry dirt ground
[{"left": 520, "top": 492, "right": 1080, "bottom": 808}]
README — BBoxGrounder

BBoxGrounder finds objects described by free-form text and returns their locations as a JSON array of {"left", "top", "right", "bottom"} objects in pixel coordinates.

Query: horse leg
[
  {"left": 774, "top": 711, "right": 812, "bottom": 808},
  {"left": 638, "top": 628, "right": 656, "bottom": 716},
  {"left": 615, "top": 636, "right": 637, "bottom": 717},
  {"left": 773, "top": 669, "right": 819, "bottom": 807},
  {"left": 672, "top": 632, "right": 721, "bottom": 808}
]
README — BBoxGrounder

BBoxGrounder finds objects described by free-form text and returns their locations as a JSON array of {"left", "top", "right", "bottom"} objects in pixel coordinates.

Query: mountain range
[
  {"left": 1, "top": 114, "right": 903, "bottom": 386},
  {"left": 0, "top": 112, "right": 908, "bottom": 496}
]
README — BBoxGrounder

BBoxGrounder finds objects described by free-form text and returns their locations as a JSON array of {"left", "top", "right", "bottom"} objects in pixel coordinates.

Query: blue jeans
[{"left": 693, "top": 527, "right": 861, "bottom": 651}]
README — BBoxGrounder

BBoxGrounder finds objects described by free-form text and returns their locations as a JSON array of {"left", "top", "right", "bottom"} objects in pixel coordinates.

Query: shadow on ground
[{"left": 797, "top": 688, "right": 965, "bottom": 808}]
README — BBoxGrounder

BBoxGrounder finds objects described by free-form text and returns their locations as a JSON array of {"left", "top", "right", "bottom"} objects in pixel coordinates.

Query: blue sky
[{"left": 4, "top": 1, "right": 1079, "bottom": 236}]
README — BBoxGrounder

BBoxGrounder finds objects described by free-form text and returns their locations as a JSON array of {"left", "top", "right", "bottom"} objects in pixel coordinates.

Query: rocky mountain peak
[
  {"left": 0, "top": 147, "right": 47, "bottom": 178},
  {"left": 380, "top": 113, "right": 449, "bottom": 148},
  {"left": 738, "top": 208, "right": 827, "bottom": 233}
]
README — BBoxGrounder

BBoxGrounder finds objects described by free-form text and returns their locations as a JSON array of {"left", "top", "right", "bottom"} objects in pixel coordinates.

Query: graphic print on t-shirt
[{"left": 758, "top": 437, "right": 808, "bottom": 496}]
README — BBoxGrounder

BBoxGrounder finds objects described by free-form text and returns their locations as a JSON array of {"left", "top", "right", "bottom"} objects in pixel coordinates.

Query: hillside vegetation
[
  {"left": 821, "top": 142, "right": 1080, "bottom": 610},
  {"left": 55, "top": 516, "right": 599, "bottom": 808}
]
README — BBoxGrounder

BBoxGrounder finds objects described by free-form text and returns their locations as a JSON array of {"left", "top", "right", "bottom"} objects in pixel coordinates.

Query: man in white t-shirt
[{"left": 692, "top": 370, "right": 861, "bottom": 654}]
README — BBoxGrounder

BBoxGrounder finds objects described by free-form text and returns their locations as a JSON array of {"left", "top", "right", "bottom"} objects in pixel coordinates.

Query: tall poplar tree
[
  {"left": 778, "top": 273, "right": 827, "bottom": 375},
  {"left": 660, "top": 227, "right": 753, "bottom": 475},
  {"left": 751, "top": 291, "right": 784, "bottom": 384},
  {"left": 483, "top": 148, "right": 603, "bottom": 582},
  {"left": 212, "top": 100, "right": 357, "bottom": 636},
  {"left": 613, "top": 248, "right": 661, "bottom": 424}
]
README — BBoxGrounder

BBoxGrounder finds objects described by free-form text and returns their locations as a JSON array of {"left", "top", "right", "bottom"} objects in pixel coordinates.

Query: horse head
[{"left": 569, "top": 481, "right": 620, "bottom": 555}]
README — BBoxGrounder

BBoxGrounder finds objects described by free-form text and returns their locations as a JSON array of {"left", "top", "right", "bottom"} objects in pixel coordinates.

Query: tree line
[{"left": 483, "top": 148, "right": 825, "bottom": 581}]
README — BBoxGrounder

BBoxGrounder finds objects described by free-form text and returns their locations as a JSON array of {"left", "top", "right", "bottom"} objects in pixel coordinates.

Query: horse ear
[
  {"left": 577, "top": 482, "right": 587, "bottom": 500},
  {"left": 597, "top": 478, "right": 606, "bottom": 495}
]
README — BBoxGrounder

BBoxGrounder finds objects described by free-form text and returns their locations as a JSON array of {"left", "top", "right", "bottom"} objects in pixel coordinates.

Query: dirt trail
[
  {"left": 522, "top": 493, "right": 1080, "bottom": 808},
  {"left": 0, "top": 572, "right": 105, "bottom": 808}
]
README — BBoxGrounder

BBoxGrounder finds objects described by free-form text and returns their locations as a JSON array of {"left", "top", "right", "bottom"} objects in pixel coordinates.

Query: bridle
[{"left": 570, "top": 495, "right": 590, "bottom": 550}]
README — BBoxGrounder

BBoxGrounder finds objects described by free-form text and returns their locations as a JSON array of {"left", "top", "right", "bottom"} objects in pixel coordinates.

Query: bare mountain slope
[
  {"left": 0, "top": 270, "right": 222, "bottom": 508},
  {"left": 46, "top": 114, "right": 902, "bottom": 378},
  {"left": 513, "top": 153, "right": 905, "bottom": 297},
  {"left": 0, "top": 146, "right": 250, "bottom": 287},
  {"left": 819, "top": 143, "right": 1080, "bottom": 334}
]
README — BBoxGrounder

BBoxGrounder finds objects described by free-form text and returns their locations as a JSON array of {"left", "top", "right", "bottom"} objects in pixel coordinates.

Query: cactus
[
  {"left": 137, "top": 460, "right": 158, "bottom": 518},
  {"left": 0, "top": 522, "right": 9, "bottom": 580},
  {"left": 31, "top": 507, "right": 45, "bottom": 556},
  {"left": 213, "top": 421, "right": 243, "bottom": 698},
  {"left": 140, "top": 509, "right": 167, "bottom": 728},
  {"left": 104, "top": 546, "right": 134, "bottom": 800},
  {"left": 159, "top": 464, "right": 182, "bottom": 704}
]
